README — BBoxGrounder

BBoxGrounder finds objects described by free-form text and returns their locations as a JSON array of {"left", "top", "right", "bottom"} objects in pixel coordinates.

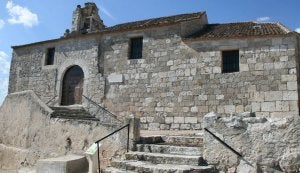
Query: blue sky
[{"left": 0, "top": 0, "right": 299, "bottom": 104}]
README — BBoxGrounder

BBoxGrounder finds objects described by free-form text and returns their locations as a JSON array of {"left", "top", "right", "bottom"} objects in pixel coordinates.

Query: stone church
[
  {"left": 9, "top": 3, "right": 300, "bottom": 130},
  {"left": 2, "top": 2, "right": 300, "bottom": 172}
]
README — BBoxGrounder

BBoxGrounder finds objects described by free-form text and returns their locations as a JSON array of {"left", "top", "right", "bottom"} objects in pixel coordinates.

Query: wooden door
[{"left": 61, "top": 65, "right": 84, "bottom": 105}]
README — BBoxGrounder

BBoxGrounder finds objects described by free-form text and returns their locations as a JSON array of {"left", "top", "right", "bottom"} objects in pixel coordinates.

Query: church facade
[{"left": 9, "top": 3, "right": 300, "bottom": 130}]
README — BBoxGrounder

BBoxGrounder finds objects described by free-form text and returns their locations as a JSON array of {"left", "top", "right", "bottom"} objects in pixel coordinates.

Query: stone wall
[
  {"left": 102, "top": 30, "right": 299, "bottom": 130},
  {"left": 9, "top": 23, "right": 300, "bottom": 130},
  {"left": 203, "top": 112, "right": 300, "bottom": 173},
  {"left": 9, "top": 36, "right": 105, "bottom": 106},
  {"left": 0, "top": 91, "right": 128, "bottom": 170}
]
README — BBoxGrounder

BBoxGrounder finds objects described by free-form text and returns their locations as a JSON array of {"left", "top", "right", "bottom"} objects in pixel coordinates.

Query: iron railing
[
  {"left": 82, "top": 95, "right": 123, "bottom": 124},
  {"left": 204, "top": 128, "right": 242, "bottom": 158},
  {"left": 95, "top": 124, "right": 130, "bottom": 173},
  {"left": 46, "top": 95, "right": 57, "bottom": 105}
]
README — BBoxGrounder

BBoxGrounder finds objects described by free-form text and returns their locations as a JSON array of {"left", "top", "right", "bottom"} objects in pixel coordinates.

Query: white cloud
[
  {"left": 0, "top": 51, "right": 10, "bottom": 105},
  {"left": 101, "top": 6, "right": 117, "bottom": 21},
  {"left": 257, "top": 16, "right": 270, "bottom": 22},
  {"left": 0, "top": 19, "right": 5, "bottom": 29},
  {"left": 6, "top": 1, "right": 38, "bottom": 27},
  {"left": 296, "top": 28, "right": 300, "bottom": 33},
  {"left": 0, "top": 77, "right": 8, "bottom": 105},
  {"left": 0, "top": 51, "right": 10, "bottom": 75}
]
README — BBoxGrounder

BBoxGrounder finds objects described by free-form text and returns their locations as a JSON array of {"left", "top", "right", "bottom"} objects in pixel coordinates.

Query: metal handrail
[
  {"left": 82, "top": 95, "right": 122, "bottom": 123},
  {"left": 95, "top": 123, "right": 130, "bottom": 173},
  {"left": 204, "top": 128, "right": 243, "bottom": 158},
  {"left": 46, "top": 95, "right": 57, "bottom": 105}
]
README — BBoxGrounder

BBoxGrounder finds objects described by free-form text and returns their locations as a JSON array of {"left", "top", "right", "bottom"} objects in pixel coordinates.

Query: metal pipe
[
  {"left": 95, "top": 124, "right": 129, "bottom": 143},
  {"left": 204, "top": 128, "right": 243, "bottom": 158}
]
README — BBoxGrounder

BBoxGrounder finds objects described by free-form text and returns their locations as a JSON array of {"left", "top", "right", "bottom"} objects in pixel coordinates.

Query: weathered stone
[
  {"left": 279, "top": 152, "right": 300, "bottom": 173},
  {"left": 184, "top": 117, "right": 197, "bottom": 124},
  {"left": 174, "top": 117, "right": 184, "bottom": 124}
]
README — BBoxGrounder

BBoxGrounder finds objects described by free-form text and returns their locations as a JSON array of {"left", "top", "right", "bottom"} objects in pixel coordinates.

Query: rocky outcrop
[{"left": 203, "top": 112, "right": 300, "bottom": 173}]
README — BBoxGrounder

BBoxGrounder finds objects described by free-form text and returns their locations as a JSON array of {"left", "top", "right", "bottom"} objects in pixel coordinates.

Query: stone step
[
  {"left": 139, "top": 136, "right": 164, "bottom": 144},
  {"left": 161, "top": 135, "right": 203, "bottom": 147},
  {"left": 136, "top": 144, "right": 202, "bottom": 156},
  {"left": 50, "top": 106, "right": 98, "bottom": 121},
  {"left": 102, "top": 167, "right": 137, "bottom": 173},
  {"left": 125, "top": 152, "right": 205, "bottom": 166},
  {"left": 139, "top": 135, "right": 203, "bottom": 147},
  {"left": 111, "top": 160, "right": 215, "bottom": 173}
]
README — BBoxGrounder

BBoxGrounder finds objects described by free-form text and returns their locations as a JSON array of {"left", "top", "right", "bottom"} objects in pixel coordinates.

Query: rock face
[
  {"left": 203, "top": 112, "right": 300, "bottom": 173},
  {"left": 279, "top": 152, "right": 300, "bottom": 173}
]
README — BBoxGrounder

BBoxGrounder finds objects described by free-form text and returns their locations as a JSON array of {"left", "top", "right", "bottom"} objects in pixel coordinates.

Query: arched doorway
[{"left": 61, "top": 65, "right": 84, "bottom": 105}]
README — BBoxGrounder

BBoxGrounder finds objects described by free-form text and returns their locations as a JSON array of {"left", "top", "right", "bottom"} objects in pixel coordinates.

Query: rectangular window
[
  {"left": 45, "top": 48, "right": 55, "bottom": 65},
  {"left": 129, "top": 37, "right": 143, "bottom": 59},
  {"left": 222, "top": 50, "right": 239, "bottom": 73}
]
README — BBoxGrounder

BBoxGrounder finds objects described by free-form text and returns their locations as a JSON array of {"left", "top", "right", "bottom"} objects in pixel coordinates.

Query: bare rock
[{"left": 279, "top": 152, "right": 300, "bottom": 173}]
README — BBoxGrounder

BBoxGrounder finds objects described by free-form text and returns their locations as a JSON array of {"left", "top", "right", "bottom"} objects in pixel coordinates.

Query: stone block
[
  {"left": 36, "top": 155, "right": 88, "bottom": 173},
  {"left": 191, "top": 124, "right": 201, "bottom": 130},
  {"left": 140, "top": 117, "right": 147, "bottom": 123},
  {"left": 213, "top": 67, "right": 221, "bottom": 73},
  {"left": 289, "top": 101, "right": 299, "bottom": 111},
  {"left": 185, "top": 117, "right": 197, "bottom": 124},
  {"left": 180, "top": 124, "right": 191, "bottom": 130},
  {"left": 287, "top": 81, "right": 297, "bottom": 90},
  {"left": 107, "top": 74, "right": 123, "bottom": 83},
  {"left": 198, "top": 95, "right": 208, "bottom": 101},
  {"left": 160, "top": 124, "right": 170, "bottom": 130},
  {"left": 195, "top": 106, "right": 207, "bottom": 113},
  {"left": 255, "top": 63, "right": 264, "bottom": 70},
  {"left": 217, "top": 106, "right": 224, "bottom": 113},
  {"left": 283, "top": 91, "right": 298, "bottom": 101},
  {"left": 276, "top": 101, "right": 289, "bottom": 111},
  {"left": 224, "top": 105, "right": 235, "bottom": 114},
  {"left": 147, "top": 116, "right": 154, "bottom": 123},
  {"left": 184, "top": 68, "right": 191, "bottom": 76},
  {"left": 264, "top": 91, "right": 282, "bottom": 101},
  {"left": 174, "top": 117, "right": 184, "bottom": 123},
  {"left": 240, "top": 64, "right": 249, "bottom": 71},
  {"left": 167, "top": 60, "right": 173, "bottom": 66},
  {"left": 280, "top": 56, "right": 288, "bottom": 62},
  {"left": 148, "top": 123, "right": 160, "bottom": 130},
  {"left": 170, "top": 123, "right": 180, "bottom": 129},
  {"left": 256, "top": 112, "right": 270, "bottom": 118},
  {"left": 236, "top": 105, "right": 244, "bottom": 113},
  {"left": 281, "top": 75, "right": 297, "bottom": 82},
  {"left": 261, "top": 102, "right": 275, "bottom": 112},
  {"left": 165, "top": 117, "right": 174, "bottom": 124},
  {"left": 289, "top": 68, "right": 296, "bottom": 74},
  {"left": 190, "top": 106, "right": 198, "bottom": 113},
  {"left": 216, "top": 95, "right": 224, "bottom": 100},
  {"left": 251, "top": 102, "right": 261, "bottom": 112}
]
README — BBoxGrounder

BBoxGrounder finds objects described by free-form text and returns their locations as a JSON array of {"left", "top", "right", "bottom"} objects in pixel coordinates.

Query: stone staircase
[
  {"left": 50, "top": 106, "right": 99, "bottom": 121},
  {"left": 103, "top": 135, "right": 216, "bottom": 173}
]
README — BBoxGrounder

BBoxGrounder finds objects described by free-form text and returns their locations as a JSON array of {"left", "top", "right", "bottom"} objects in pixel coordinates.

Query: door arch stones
[{"left": 61, "top": 65, "right": 84, "bottom": 105}]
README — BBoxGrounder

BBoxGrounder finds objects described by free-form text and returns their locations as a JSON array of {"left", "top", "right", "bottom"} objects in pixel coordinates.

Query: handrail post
[
  {"left": 97, "top": 142, "right": 100, "bottom": 173},
  {"left": 127, "top": 123, "right": 130, "bottom": 152}
]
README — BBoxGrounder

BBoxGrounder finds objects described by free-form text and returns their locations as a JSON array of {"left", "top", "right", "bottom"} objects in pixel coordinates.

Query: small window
[
  {"left": 45, "top": 48, "right": 55, "bottom": 65},
  {"left": 222, "top": 50, "right": 239, "bottom": 73},
  {"left": 129, "top": 37, "right": 143, "bottom": 59}
]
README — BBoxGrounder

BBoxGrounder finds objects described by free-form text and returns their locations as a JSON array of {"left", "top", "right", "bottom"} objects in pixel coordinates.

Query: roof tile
[{"left": 186, "top": 22, "right": 291, "bottom": 40}]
